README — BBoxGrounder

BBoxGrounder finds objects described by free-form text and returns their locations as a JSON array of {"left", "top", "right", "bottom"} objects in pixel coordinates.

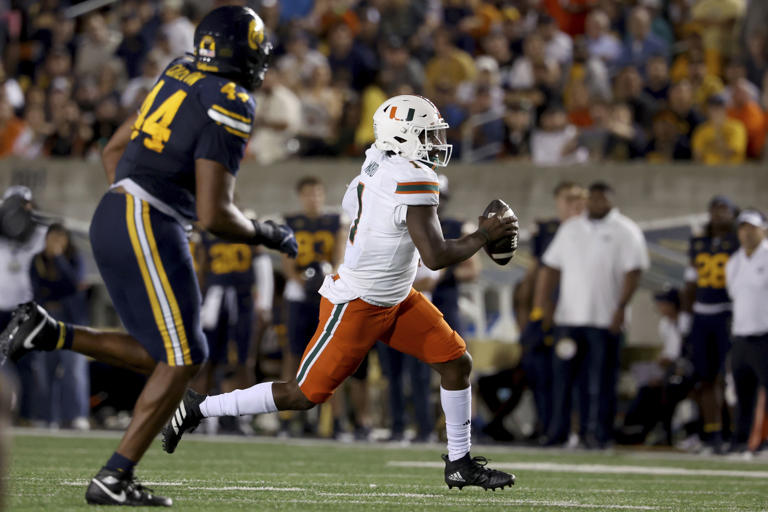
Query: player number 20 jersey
[{"left": 319, "top": 146, "right": 440, "bottom": 307}]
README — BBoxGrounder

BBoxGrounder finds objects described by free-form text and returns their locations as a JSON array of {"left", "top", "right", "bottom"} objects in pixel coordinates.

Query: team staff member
[
  {"left": 680, "top": 196, "right": 739, "bottom": 453},
  {"left": 536, "top": 182, "right": 649, "bottom": 448},
  {"left": 726, "top": 209, "right": 768, "bottom": 454}
]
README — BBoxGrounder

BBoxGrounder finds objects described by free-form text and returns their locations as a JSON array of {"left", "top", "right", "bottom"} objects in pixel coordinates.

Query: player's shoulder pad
[
  {"left": 194, "top": 74, "right": 256, "bottom": 140},
  {"left": 388, "top": 158, "right": 440, "bottom": 195}
]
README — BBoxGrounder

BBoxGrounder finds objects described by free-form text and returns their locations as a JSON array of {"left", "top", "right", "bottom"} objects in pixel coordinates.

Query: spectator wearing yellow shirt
[
  {"left": 692, "top": 95, "right": 747, "bottom": 164},
  {"left": 424, "top": 29, "right": 476, "bottom": 98},
  {"left": 689, "top": 55, "right": 725, "bottom": 109}
]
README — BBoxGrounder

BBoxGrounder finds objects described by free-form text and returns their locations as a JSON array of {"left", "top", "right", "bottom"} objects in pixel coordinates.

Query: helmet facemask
[{"left": 413, "top": 123, "right": 452, "bottom": 167}]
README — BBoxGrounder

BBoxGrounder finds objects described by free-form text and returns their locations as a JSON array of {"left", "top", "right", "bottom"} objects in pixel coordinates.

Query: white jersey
[{"left": 319, "top": 146, "right": 439, "bottom": 307}]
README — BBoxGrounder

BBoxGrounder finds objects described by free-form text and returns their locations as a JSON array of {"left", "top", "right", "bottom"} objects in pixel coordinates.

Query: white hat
[{"left": 737, "top": 209, "right": 767, "bottom": 228}]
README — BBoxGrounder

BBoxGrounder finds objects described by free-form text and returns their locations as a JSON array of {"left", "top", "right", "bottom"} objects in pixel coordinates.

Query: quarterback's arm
[
  {"left": 407, "top": 205, "right": 516, "bottom": 270},
  {"left": 101, "top": 114, "right": 136, "bottom": 185}
]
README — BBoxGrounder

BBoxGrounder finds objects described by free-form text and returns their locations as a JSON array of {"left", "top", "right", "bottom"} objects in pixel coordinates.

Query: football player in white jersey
[{"left": 163, "top": 95, "right": 518, "bottom": 491}]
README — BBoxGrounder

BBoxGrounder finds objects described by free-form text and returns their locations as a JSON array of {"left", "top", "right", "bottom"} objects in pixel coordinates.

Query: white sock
[
  {"left": 199, "top": 382, "right": 277, "bottom": 417},
  {"left": 440, "top": 386, "right": 472, "bottom": 461}
]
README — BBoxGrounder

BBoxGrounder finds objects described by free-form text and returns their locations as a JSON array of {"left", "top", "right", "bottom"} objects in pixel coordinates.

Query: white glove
[{"left": 677, "top": 312, "right": 693, "bottom": 337}]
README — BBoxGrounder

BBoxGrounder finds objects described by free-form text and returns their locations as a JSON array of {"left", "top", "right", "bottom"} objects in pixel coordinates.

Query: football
[{"left": 481, "top": 199, "right": 518, "bottom": 266}]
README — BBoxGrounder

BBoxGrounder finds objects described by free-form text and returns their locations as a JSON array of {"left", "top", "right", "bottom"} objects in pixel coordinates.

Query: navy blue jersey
[
  {"left": 115, "top": 58, "right": 256, "bottom": 220},
  {"left": 533, "top": 219, "right": 560, "bottom": 262},
  {"left": 689, "top": 232, "right": 739, "bottom": 304},
  {"left": 200, "top": 232, "right": 255, "bottom": 288},
  {"left": 284, "top": 213, "right": 341, "bottom": 271}
]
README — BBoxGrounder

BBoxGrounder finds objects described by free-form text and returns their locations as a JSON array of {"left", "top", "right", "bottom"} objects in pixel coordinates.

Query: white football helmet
[{"left": 372, "top": 95, "right": 452, "bottom": 167}]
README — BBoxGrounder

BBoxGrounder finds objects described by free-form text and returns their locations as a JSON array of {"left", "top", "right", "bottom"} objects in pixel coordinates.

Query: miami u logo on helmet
[{"left": 385, "top": 105, "right": 415, "bottom": 122}]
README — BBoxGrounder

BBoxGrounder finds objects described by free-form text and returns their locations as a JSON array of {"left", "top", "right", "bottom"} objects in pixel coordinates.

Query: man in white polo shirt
[
  {"left": 535, "top": 181, "right": 649, "bottom": 448},
  {"left": 726, "top": 209, "right": 768, "bottom": 453}
]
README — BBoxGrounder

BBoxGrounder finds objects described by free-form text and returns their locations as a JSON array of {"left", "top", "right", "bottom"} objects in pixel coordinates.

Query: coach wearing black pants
[{"left": 726, "top": 209, "right": 768, "bottom": 452}]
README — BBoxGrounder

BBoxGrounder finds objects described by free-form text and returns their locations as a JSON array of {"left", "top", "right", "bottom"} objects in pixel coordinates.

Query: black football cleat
[
  {"left": 161, "top": 389, "right": 205, "bottom": 454},
  {"left": 0, "top": 302, "right": 59, "bottom": 364},
  {"left": 85, "top": 468, "right": 172, "bottom": 507},
  {"left": 443, "top": 453, "right": 515, "bottom": 491}
]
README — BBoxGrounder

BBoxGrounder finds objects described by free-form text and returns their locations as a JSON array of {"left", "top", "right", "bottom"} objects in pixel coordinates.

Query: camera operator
[{"left": 0, "top": 185, "right": 48, "bottom": 424}]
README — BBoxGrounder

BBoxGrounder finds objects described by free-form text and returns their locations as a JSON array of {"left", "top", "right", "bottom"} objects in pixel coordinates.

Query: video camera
[{"left": 0, "top": 186, "right": 48, "bottom": 244}]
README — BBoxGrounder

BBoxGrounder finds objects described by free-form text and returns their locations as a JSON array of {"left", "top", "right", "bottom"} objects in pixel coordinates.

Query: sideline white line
[{"left": 388, "top": 461, "right": 768, "bottom": 479}]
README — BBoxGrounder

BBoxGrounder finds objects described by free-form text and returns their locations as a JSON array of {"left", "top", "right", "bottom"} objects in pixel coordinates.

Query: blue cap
[
  {"left": 653, "top": 286, "right": 680, "bottom": 308},
  {"left": 708, "top": 195, "right": 736, "bottom": 212}
]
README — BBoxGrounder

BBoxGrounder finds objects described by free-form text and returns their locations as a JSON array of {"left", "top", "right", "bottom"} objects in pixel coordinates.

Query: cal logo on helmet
[
  {"left": 248, "top": 18, "right": 265, "bottom": 50},
  {"left": 198, "top": 35, "right": 216, "bottom": 58}
]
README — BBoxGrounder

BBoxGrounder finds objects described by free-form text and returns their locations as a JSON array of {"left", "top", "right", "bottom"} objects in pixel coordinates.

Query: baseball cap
[
  {"left": 708, "top": 194, "right": 736, "bottom": 212},
  {"left": 737, "top": 209, "right": 767, "bottom": 228},
  {"left": 653, "top": 286, "right": 680, "bottom": 308}
]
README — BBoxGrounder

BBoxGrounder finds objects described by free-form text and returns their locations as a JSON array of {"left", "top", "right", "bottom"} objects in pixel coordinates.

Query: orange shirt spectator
[
  {"left": 727, "top": 80, "right": 767, "bottom": 158},
  {"left": 0, "top": 97, "right": 25, "bottom": 157}
]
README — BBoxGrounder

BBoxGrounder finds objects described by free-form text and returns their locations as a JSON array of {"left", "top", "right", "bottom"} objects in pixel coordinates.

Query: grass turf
[{"left": 6, "top": 430, "right": 768, "bottom": 511}]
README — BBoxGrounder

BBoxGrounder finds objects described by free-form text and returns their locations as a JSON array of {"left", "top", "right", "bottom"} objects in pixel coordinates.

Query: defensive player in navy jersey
[
  {"left": 0, "top": 7, "right": 297, "bottom": 506},
  {"left": 680, "top": 195, "right": 739, "bottom": 453}
]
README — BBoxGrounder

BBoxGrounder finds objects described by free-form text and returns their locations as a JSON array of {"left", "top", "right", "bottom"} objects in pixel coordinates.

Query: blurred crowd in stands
[{"left": 1, "top": 0, "right": 767, "bottom": 164}]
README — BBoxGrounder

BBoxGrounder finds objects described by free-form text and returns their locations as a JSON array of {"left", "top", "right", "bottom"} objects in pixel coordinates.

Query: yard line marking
[
  {"left": 273, "top": 498, "right": 658, "bottom": 510},
  {"left": 388, "top": 461, "right": 768, "bottom": 479},
  {"left": 189, "top": 486, "right": 305, "bottom": 492}
]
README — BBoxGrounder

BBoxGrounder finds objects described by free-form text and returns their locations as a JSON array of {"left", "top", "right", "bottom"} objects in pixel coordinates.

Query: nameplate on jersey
[{"left": 363, "top": 161, "right": 379, "bottom": 177}]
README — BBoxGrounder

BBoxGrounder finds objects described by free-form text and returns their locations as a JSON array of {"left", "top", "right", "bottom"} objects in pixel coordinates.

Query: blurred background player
[
  {"left": 29, "top": 223, "right": 90, "bottom": 430},
  {"left": 192, "top": 226, "right": 273, "bottom": 436},
  {"left": 726, "top": 209, "right": 768, "bottom": 455},
  {"left": 680, "top": 195, "right": 739, "bottom": 453},
  {"left": 281, "top": 176, "right": 348, "bottom": 437},
  {"left": 537, "top": 182, "right": 649, "bottom": 448}
]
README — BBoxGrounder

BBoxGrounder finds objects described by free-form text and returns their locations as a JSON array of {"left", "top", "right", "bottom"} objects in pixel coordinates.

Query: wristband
[{"left": 529, "top": 307, "right": 544, "bottom": 321}]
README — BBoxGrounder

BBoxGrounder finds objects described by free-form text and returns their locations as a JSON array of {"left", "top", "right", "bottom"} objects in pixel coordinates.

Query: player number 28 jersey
[{"left": 319, "top": 146, "right": 439, "bottom": 307}]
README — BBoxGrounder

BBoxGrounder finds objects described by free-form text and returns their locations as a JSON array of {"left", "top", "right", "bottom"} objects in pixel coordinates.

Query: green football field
[{"left": 6, "top": 430, "right": 768, "bottom": 511}]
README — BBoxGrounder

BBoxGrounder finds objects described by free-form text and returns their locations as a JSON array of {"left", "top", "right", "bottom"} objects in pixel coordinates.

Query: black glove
[{"left": 252, "top": 220, "right": 298, "bottom": 258}]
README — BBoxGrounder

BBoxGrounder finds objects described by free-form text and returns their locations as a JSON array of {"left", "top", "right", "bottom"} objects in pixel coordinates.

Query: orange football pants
[{"left": 296, "top": 288, "right": 466, "bottom": 403}]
